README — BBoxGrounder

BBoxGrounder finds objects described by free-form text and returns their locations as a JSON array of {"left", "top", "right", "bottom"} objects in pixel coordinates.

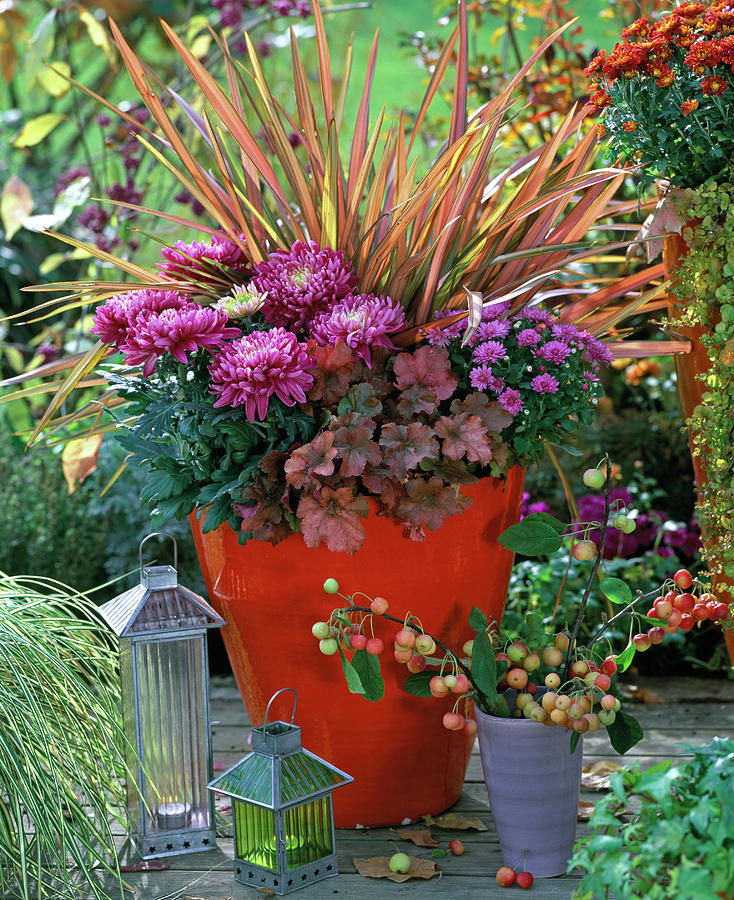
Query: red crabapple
[
  {"left": 647, "top": 626, "right": 666, "bottom": 644},
  {"left": 600, "top": 656, "right": 618, "bottom": 676},
  {"left": 429, "top": 676, "right": 449, "bottom": 697},
  {"left": 516, "top": 871, "right": 534, "bottom": 889},
  {"left": 632, "top": 633, "right": 651, "bottom": 651},
  {"left": 675, "top": 592, "right": 696, "bottom": 613},
  {"left": 573, "top": 540, "right": 597, "bottom": 561},
  {"left": 673, "top": 568, "right": 693, "bottom": 590},
  {"left": 506, "top": 667, "right": 529, "bottom": 690},
  {"left": 449, "top": 839, "right": 465, "bottom": 856},
  {"left": 350, "top": 633, "right": 368, "bottom": 651},
  {"left": 496, "top": 867, "right": 517, "bottom": 887},
  {"left": 407, "top": 654, "right": 427, "bottom": 673},
  {"left": 365, "top": 637, "right": 384, "bottom": 655},
  {"left": 370, "top": 596, "right": 388, "bottom": 615},
  {"left": 452, "top": 675, "right": 470, "bottom": 694},
  {"left": 679, "top": 613, "right": 695, "bottom": 632}
]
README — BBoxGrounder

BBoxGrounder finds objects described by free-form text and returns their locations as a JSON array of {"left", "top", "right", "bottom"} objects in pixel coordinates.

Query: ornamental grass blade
[
  {"left": 323, "top": 119, "right": 340, "bottom": 249},
  {"left": 449, "top": 0, "right": 468, "bottom": 145},
  {"left": 407, "top": 22, "right": 458, "bottom": 153},
  {"left": 311, "top": 0, "right": 335, "bottom": 128},
  {"left": 347, "top": 30, "right": 379, "bottom": 200}
]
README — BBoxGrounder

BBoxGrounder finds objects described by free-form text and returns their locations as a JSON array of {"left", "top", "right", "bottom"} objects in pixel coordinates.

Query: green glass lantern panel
[
  {"left": 279, "top": 752, "right": 348, "bottom": 805},
  {"left": 284, "top": 797, "right": 333, "bottom": 871},
  {"left": 235, "top": 802, "right": 277, "bottom": 870}
]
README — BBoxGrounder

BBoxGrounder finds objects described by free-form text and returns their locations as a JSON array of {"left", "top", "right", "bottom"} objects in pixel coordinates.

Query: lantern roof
[
  {"left": 208, "top": 721, "right": 353, "bottom": 810},
  {"left": 99, "top": 576, "right": 225, "bottom": 637}
]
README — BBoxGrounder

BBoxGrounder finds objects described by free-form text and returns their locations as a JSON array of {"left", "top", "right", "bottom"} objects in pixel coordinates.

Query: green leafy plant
[
  {"left": 570, "top": 737, "right": 734, "bottom": 899},
  {"left": 0, "top": 573, "right": 129, "bottom": 900}
]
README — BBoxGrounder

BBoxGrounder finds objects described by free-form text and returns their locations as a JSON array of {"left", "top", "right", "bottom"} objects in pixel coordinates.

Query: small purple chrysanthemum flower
[
  {"left": 473, "top": 339, "right": 506, "bottom": 365},
  {"left": 516, "top": 328, "right": 542, "bottom": 348},
  {"left": 551, "top": 323, "right": 582, "bottom": 341},
  {"left": 208, "top": 327, "right": 314, "bottom": 421},
  {"left": 581, "top": 337, "right": 614, "bottom": 366},
  {"left": 469, "top": 364, "right": 493, "bottom": 390},
  {"left": 536, "top": 339, "right": 572, "bottom": 364},
  {"left": 498, "top": 387, "right": 523, "bottom": 415},
  {"left": 477, "top": 319, "right": 511, "bottom": 340},
  {"left": 487, "top": 373, "right": 505, "bottom": 393},
  {"left": 530, "top": 373, "right": 560, "bottom": 394},
  {"left": 426, "top": 310, "right": 464, "bottom": 346},
  {"left": 92, "top": 289, "right": 189, "bottom": 347},
  {"left": 481, "top": 299, "right": 512, "bottom": 321},
  {"left": 309, "top": 293, "right": 405, "bottom": 364},
  {"left": 252, "top": 240, "right": 358, "bottom": 331},
  {"left": 121, "top": 305, "right": 240, "bottom": 376},
  {"left": 584, "top": 370, "right": 600, "bottom": 382},
  {"left": 515, "top": 306, "right": 553, "bottom": 324},
  {"left": 159, "top": 233, "right": 250, "bottom": 280}
]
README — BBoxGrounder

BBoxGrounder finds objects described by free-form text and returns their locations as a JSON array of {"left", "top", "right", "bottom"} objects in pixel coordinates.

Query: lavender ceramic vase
[{"left": 475, "top": 708, "right": 583, "bottom": 877}]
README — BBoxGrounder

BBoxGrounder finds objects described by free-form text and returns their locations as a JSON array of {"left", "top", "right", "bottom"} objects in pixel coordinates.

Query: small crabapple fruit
[
  {"left": 530, "top": 705, "right": 548, "bottom": 723},
  {"left": 600, "top": 656, "right": 618, "bottom": 676},
  {"left": 369, "top": 596, "right": 388, "bottom": 615},
  {"left": 443, "top": 674, "right": 458, "bottom": 690},
  {"left": 443, "top": 711, "right": 464, "bottom": 731},
  {"left": 365, "top": 637, "right": 384, "bottom": 655},
  {"left": 395, "top": 628, "right": 416, "bottom": 648},
  {"left": 571, "top": 659, "right": 589, "bottom": 677},
  {"left": 673, "top": 568, "right": 693, "bottom": 590},
  {"left": 572, "top": 716, "right": 590, "bottom": 733},
  {"left": 414, "top": 634, "right": 436, "bottom": 655},
  {"left": 582, "top": 468, "right": 605, "bottom": 489},
  {"left": 323, "top": 578, "right": 339, "bottom": 594},
  {"left": 714, "top": 601, "right": 731, "bottom": 620},
  {"left": 388, "top": 852, "right": 411, "bottom": 874},
  {"left": 679, "top": 613, "right": 696, "bottom": 632},
  {"left": 555, "top": 695, "right": 571, "bottom": 711},
  {"left": 515, "top": 692, "right": 534, "bottom": 710},
  {"left": 632, "top": 633, "right": 651, "bottom": 652},
  {"left": 407, "top": 654, "right": 427, "bottom": 673},
  {"left": 674, "top": 592, "right": 696, "bottom": 613},
  {"left": 319, "top": 638, "right": 338, "bottom": 655},
  {"left": 585, "top": 713, "right": 601, "bottom": 732},
  {"left": 496, "top": 866, "right": 517, "bottom": 887},
  {"left": 429, "top": 676, "right": 449, "bottom": 697},
  {"left": 394, "top": 646, "right": 413, "bottom": 664},
  {"left": 506, "top": 667, "right": 529, "bottom": 690},
  {"left": 647, "top": 626, "right": 666, "bottom": 644},
  {"left": 550, "top": 708, "right": 568, "bottom": 725},
  {"left": 542, "top": 645, "right": 564, "bottom": 667},
  {"left": 545, "top": 672, "right": 561, "bottom": 690},
  {"left": 464, "top": 718, "right": 478, "bottom": 737},
  {"left": 449, "top": 839, "right": 465, "bottom": 856},
  {"left": 452, "top": 675, "right": 470, "bottom": 694},
  {"left": 654, "top": 598, "right": 674, "bottom": 619},
  {"left": 573, "top": 539, "right": 597, "bottom": 561},
  {"left": 554, "top": 632, "right": 570, "bottom": 651},
  {"left": 462, "top": 640, "right": 474, "bottom": 657},
  {"left": 507, "top": 640, "right": 528, "bottom": 663},
  {"left": 599, "top": 708, "right": 616, "bottom": 726},
  {"left": 516, "top": 871, "right": 534, "bottom": 889},
  {"left": 312, "top": 621, "right": 331, "bottom": 639},
  {"left": 522, "top": 652, "right": 541, "bottom": 673}
]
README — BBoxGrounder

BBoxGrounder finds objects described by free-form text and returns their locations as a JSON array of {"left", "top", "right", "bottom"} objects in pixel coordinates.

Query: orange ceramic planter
[{"left": 190, "top": 468, "right": 525, "bottom": 827}]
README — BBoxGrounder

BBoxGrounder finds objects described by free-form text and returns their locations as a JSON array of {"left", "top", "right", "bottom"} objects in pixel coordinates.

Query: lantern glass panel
[
  {"left": 136, "top": 636, "right": 210, "bottom": 833},
  {"left": 235, "top": 803, "right": 277, "bottom": 870},
  {"left": 284, "top": 797, "right": 333, "bottom": 870}
]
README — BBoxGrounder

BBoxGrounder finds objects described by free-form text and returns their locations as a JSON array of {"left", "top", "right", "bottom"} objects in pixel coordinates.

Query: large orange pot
[
  {"left": 190, "top": 468, "right": 525, "bottom": 827},
  {"left": 664, "top": 232, "right": 734, "bottom": 668}
]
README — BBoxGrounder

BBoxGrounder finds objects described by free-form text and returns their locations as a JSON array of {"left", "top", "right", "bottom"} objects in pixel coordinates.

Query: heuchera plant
[{"left": 312, "top": 460, "right": 733, "bottom": 749}]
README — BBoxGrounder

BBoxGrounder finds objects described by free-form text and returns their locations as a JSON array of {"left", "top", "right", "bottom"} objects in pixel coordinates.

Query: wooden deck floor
[{"left": 112, "top": 674, "right": 734, "bottom": 900}]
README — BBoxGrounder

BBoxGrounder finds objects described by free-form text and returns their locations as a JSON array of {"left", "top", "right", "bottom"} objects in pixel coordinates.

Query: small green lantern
[{"left": 208, "top": 689, "right": 353, "bottom": 894}]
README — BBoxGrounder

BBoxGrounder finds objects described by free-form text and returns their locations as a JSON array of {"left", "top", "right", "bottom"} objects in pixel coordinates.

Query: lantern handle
[
  {"left": 263, "top": 688, "right": 298, "bottom": 728},
  {"left": 139, "top": 532, "right": 178, "bottom": 574}
]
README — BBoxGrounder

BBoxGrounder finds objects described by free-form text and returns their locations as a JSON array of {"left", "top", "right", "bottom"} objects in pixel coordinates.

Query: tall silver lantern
[
  {"left": 208, "top": 689, "right": 353, "bottom": 895},
  {"left": 100, "top": 533, "right": 225, "bottom": 859}
]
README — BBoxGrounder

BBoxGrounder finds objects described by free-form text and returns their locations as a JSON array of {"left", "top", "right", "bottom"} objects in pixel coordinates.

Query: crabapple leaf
[
  {"left": 380, "top": 423, "right": 439, "bottom": 479},
  {"left": 338, "top": 646, "right": 366, "bottom": 695},
  {"left": 332, "top": 425, "right": 381, "bottom": 477},
  {"left": 434, "top": 413, "right": 493, "bottom": 464},
  {"left": 307, "top": 339, "right": 354, "bottom": 404},
  {"left": 606, "top": 710, "right": 643, "bottom": 755},
  {"left": 296, "top": 487, "right": 369, "bottom": 553},
  {"left": 403, "top": 671, "right": 434, "bottom": 697},
  {"left": 396, "top": 476, "right": 468, "bottom": 531},
  {"left": 284, "top": 432, "right": 337, "bottom": 488},
  {"left": 600, "top": 577, "right": 633, "bottom": 606},
  {"left": 570, "top": 732, "right": 581, "bottom": 754},
  {"left": 614, "top": 642, "right": 636, "bottom": 673},
  {"left": 468, "top": 606, "right": 488, "bottom": 633},
  {"left": 498, "top": 513, "right": 565, "bottom": 555},
  {"left": 354, "top": 856, "right": 438, "bottom": 882},
  {"left": 351, "top": 649, "right": 385, "bottom": 702},
  {"left": 395, "top": 828, "right": 439, "bottom": 847},
  {"left": 469, "top": 630, "right": 497, "bottom": 704},
  {"left": 393, "top": 345, "right": 458, "bottom": 400}
]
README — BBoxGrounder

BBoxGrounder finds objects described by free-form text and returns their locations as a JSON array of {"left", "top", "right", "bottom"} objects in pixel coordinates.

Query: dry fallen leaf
[
  {"left": 119, "top": 860, "right": 170, "bottom": 872},
  {"left": 354, "top": 856, "right": 438, "bottom": 883},
  {"left": 394, "top": 828, "right": 439, "bottom": 847},
  {"left": 581, "top": 760, "right": 623, "bottom": 790},
  {"left": 578, "top": 801, "right": 595, "bottom": 821},
  {"left": 423, "top": 813, "right": 488, "bottom": 831},
  {"left": 631, "top": 687, "right": 666, "bottom": 704},
  {"left": 256, "top": 889, "right": 275, "bottom": 897}
]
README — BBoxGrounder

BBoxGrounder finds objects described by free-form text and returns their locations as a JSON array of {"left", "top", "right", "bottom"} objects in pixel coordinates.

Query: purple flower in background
[
  {"left": 517, "top": 328, "right": 542, "bottom": 347},
  {"left": 514, "top": 306, "right": 553, "bottom": 324},
  {"left": 426, "top": 310, "right": 464, "bottom": 346},
  {"left": 530, "top": 373, "right": 559, "bottom": 394},
  {"left": 54, "top": 166, "right": 90, "bottom": 199},
  {"left": 583, "top": 338, "right": 615, "bottom": 366},
  {"left": 252, "top": 240, "right": 358, "bottom": 331},
  {"left": 536, "top": 340, "right": 572, "bottom": 364},
  {"left": 473, "top": 339, "right": 506, "bottom": 365},
  {"left": 121, "top": 305, "right": 240, "bottom": 376},
  {"left": 92, "top": 289, "right": 189, "bottom": 347},
  {"left": 208, "top": 327, "right": 314, "bottom": 420},
  {"left": 309, "top": 293, "right": 406, "bottom": 364},
  {"left": 477, "top": 319, "right": 511, "bottom": 340},
  {"left": 520, "top": 491, "right": 554, "bottom": 519},
  {"left": 551, "top": 323, "right": 581, "bottom": 341},
  {"left": 498, "top": 387, "right": 523, "bottom": 415},
  {"left": 469, "top": 364, "right": 493, "bottom": 390}
]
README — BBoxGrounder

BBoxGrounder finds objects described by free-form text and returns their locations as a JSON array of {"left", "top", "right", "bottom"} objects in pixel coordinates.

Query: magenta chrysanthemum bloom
[
  {"left": 121, "top": 305, "right": 240, "bottom": 377},
  {"left": 551, "top": 323, "right": 581, "bottom": 341},
  {"left": 469, "top": 364, "right": 493, "bottom": 390},
  {"left": 516, "top": 328, "right": 541, "bottom": 347},
  {"left": 426, "top": 310, "right": 464, "bottom": 346},
  {"left": 473, "top": 339, "right": 506, "bottom": 365},
  {"left": 309, "top": 293, "right": 405, "bottom": 364},
  {"left": 487, "top": 373, "right": 505, "bottom": 393},
  {"left": 530, "top": 373, "right": 560, "bottom": 394},
  {"left": 481, "top": 299, "right": 512, "bottom": 320},
  {"left": 252, "top": 240, "right": 358, "bottom": 331},
  {"left": 581, "top": 336, "right": 614, "bottom": 366},
  {"left": 515, "top": 306, "right": 553, "bottom": 324},
  {"left": 477, "top": 319, "right": 511, "bottom": 340},
  {"left": 208, "top": 327, "right": 314, "bottom": 420},
  {"left": 498, "top": 388, "right": 523, "bottom": 415},
  {"left": 159, "top": 233, "right": 250, "bottom": 280},
  {"left": 92, "top": 289, "right": 189, "bottom": 347},
  {"left": 536, "top": 339, "right": 572, "bottom": 364}
]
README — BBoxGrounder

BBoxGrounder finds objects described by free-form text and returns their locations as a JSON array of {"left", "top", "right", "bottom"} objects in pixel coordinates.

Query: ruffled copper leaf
[
  {"left": 332, "top": 425, "right": 381, "bottom": 477},
  {"left": 450, "top": 392, "right": 513, "bottom": 433},
  {"left": 396, "top": 384, "right": 438, "bottom": 421},
  {"left": 488, "top": 435, "right": 510, "bottom": 471},
  {"left": 284, "top": 432, "right": 338, "bottom": 488},
  {"left": 336, "top": 382, "right": 383, "bottom": 418},
  {"left": 307, "top": 339, "right": 354, "bottom": 405},
  {"left": 259, "top": 448, "right": 288, "bottom": 482},
  {"left": 350, "top": 346, "right": 394, "bottom": 396},
  {"left": 434, "top": 413, "right": 493, "bottom": 464},
  {"left": 393, "top": 345, "right": 458, "bottom": 401},
  {"left": 354, "top": 856, "right": 438, "bottom": 883},
  {"left": 421, "top": 457, "right": 479, "bottom": 485},
  {"left": 297, "top": 486, "right": 369, "bottom": 552},
  {"left": 234, "top": 480, "right": 292, "bottom": 544},
  {"left": 380, "top": 422, "right": 439, "bottom": 479},
  {"left": 394, "top": 828, "right": 439, "bottom": 847},
  {"left": 396, "top": 476, "right": 471, "bottom": 532}
]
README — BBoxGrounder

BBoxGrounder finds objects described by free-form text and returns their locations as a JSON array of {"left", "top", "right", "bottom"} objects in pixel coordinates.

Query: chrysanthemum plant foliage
[
  {"left": 0, "top": 574, "right": 129, "bottom": 900},
  {"left": 3, "top": 1, "right": 674, "bottom": 552}
]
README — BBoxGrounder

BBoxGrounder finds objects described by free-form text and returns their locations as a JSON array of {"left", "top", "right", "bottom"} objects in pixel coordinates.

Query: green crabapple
[
  {"left": 319, "top": 638, "right": 338, "bottom": 655},
  {"left": 323, "top": 578, "right": 339, "bottom": 594},
  {"left": 312, "top": 621, "right": 331, "bottom": 639},
  {"left": 582, "top": 468, "right": 605, "bottom": 489},
  {"left": 388, "top": 852, "right": 411, "bottom": 874}
]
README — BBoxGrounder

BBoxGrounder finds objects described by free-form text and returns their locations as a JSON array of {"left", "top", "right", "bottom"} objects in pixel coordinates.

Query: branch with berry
[{"left": 311, "top": 457, "right": 733, "bottom": 754}]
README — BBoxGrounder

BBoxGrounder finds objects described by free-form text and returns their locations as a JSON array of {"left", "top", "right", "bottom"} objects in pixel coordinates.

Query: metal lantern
[
  {"left": 99, "top": 533, "right": 225, "bottom": 859},
  {"left": 208, "top": 689, "right": 353, "bottom": 895}
]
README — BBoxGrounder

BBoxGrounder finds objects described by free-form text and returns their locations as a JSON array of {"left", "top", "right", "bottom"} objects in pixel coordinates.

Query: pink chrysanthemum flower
[
  {"left": 481, "top": 299, "right": 512, "bottom": 320},
  {"left": 516, "top": 328, "right": 542, "bottom": 348},
  {"left": 121, "top": 305, "right": 240, "bottom": 377},
  {"left": 530, "top": 373, "right": 560, "bottom": 394},
  {"left": 498, "top": 388, "right": 523, "bottom": 415},
  {"left": 536, "top": 339, "right": 572, "bottom": 364},
  {"left": 477, "top": 319, "right": 511, "bottom": 340},
  {"left": 515, "top": 306, "right": 553, "bottom": 324},
  {"left": 487, "top": 373, "right": 505, "bottom": 393},
  {"left": 309, "top": 293, "right": 406, "bottom": 364},
  {"left": 208, "top": 327, "right": 314, "bottom": 420},
  {"left": 426, "top": 310, "right": 464, "bottom": 346},
  {"left": 581, "top": 336, "right": 614, "bottom": 366},
  {"left": 92, "top": 289, "right": 189, "bottom": 347},
  {"left": 473, "top": 339, "right": 506, "bottom": 365},
  {"left": 159, "top": 233, "right": 250, "bottom": 282},
  {"left": 252, "top": 240, "right": 358, "bottom": 331},
  {"left": 469, "top": 364, "right": 494, "bottom": 390},
  {"left": 551, "top": 323, "right": 581, "bottom": 341}
]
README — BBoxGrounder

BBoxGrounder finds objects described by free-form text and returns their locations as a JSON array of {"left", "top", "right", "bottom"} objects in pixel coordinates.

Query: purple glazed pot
[{"left": 475, "top": 707, "right": 583, "bottom": 877}]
